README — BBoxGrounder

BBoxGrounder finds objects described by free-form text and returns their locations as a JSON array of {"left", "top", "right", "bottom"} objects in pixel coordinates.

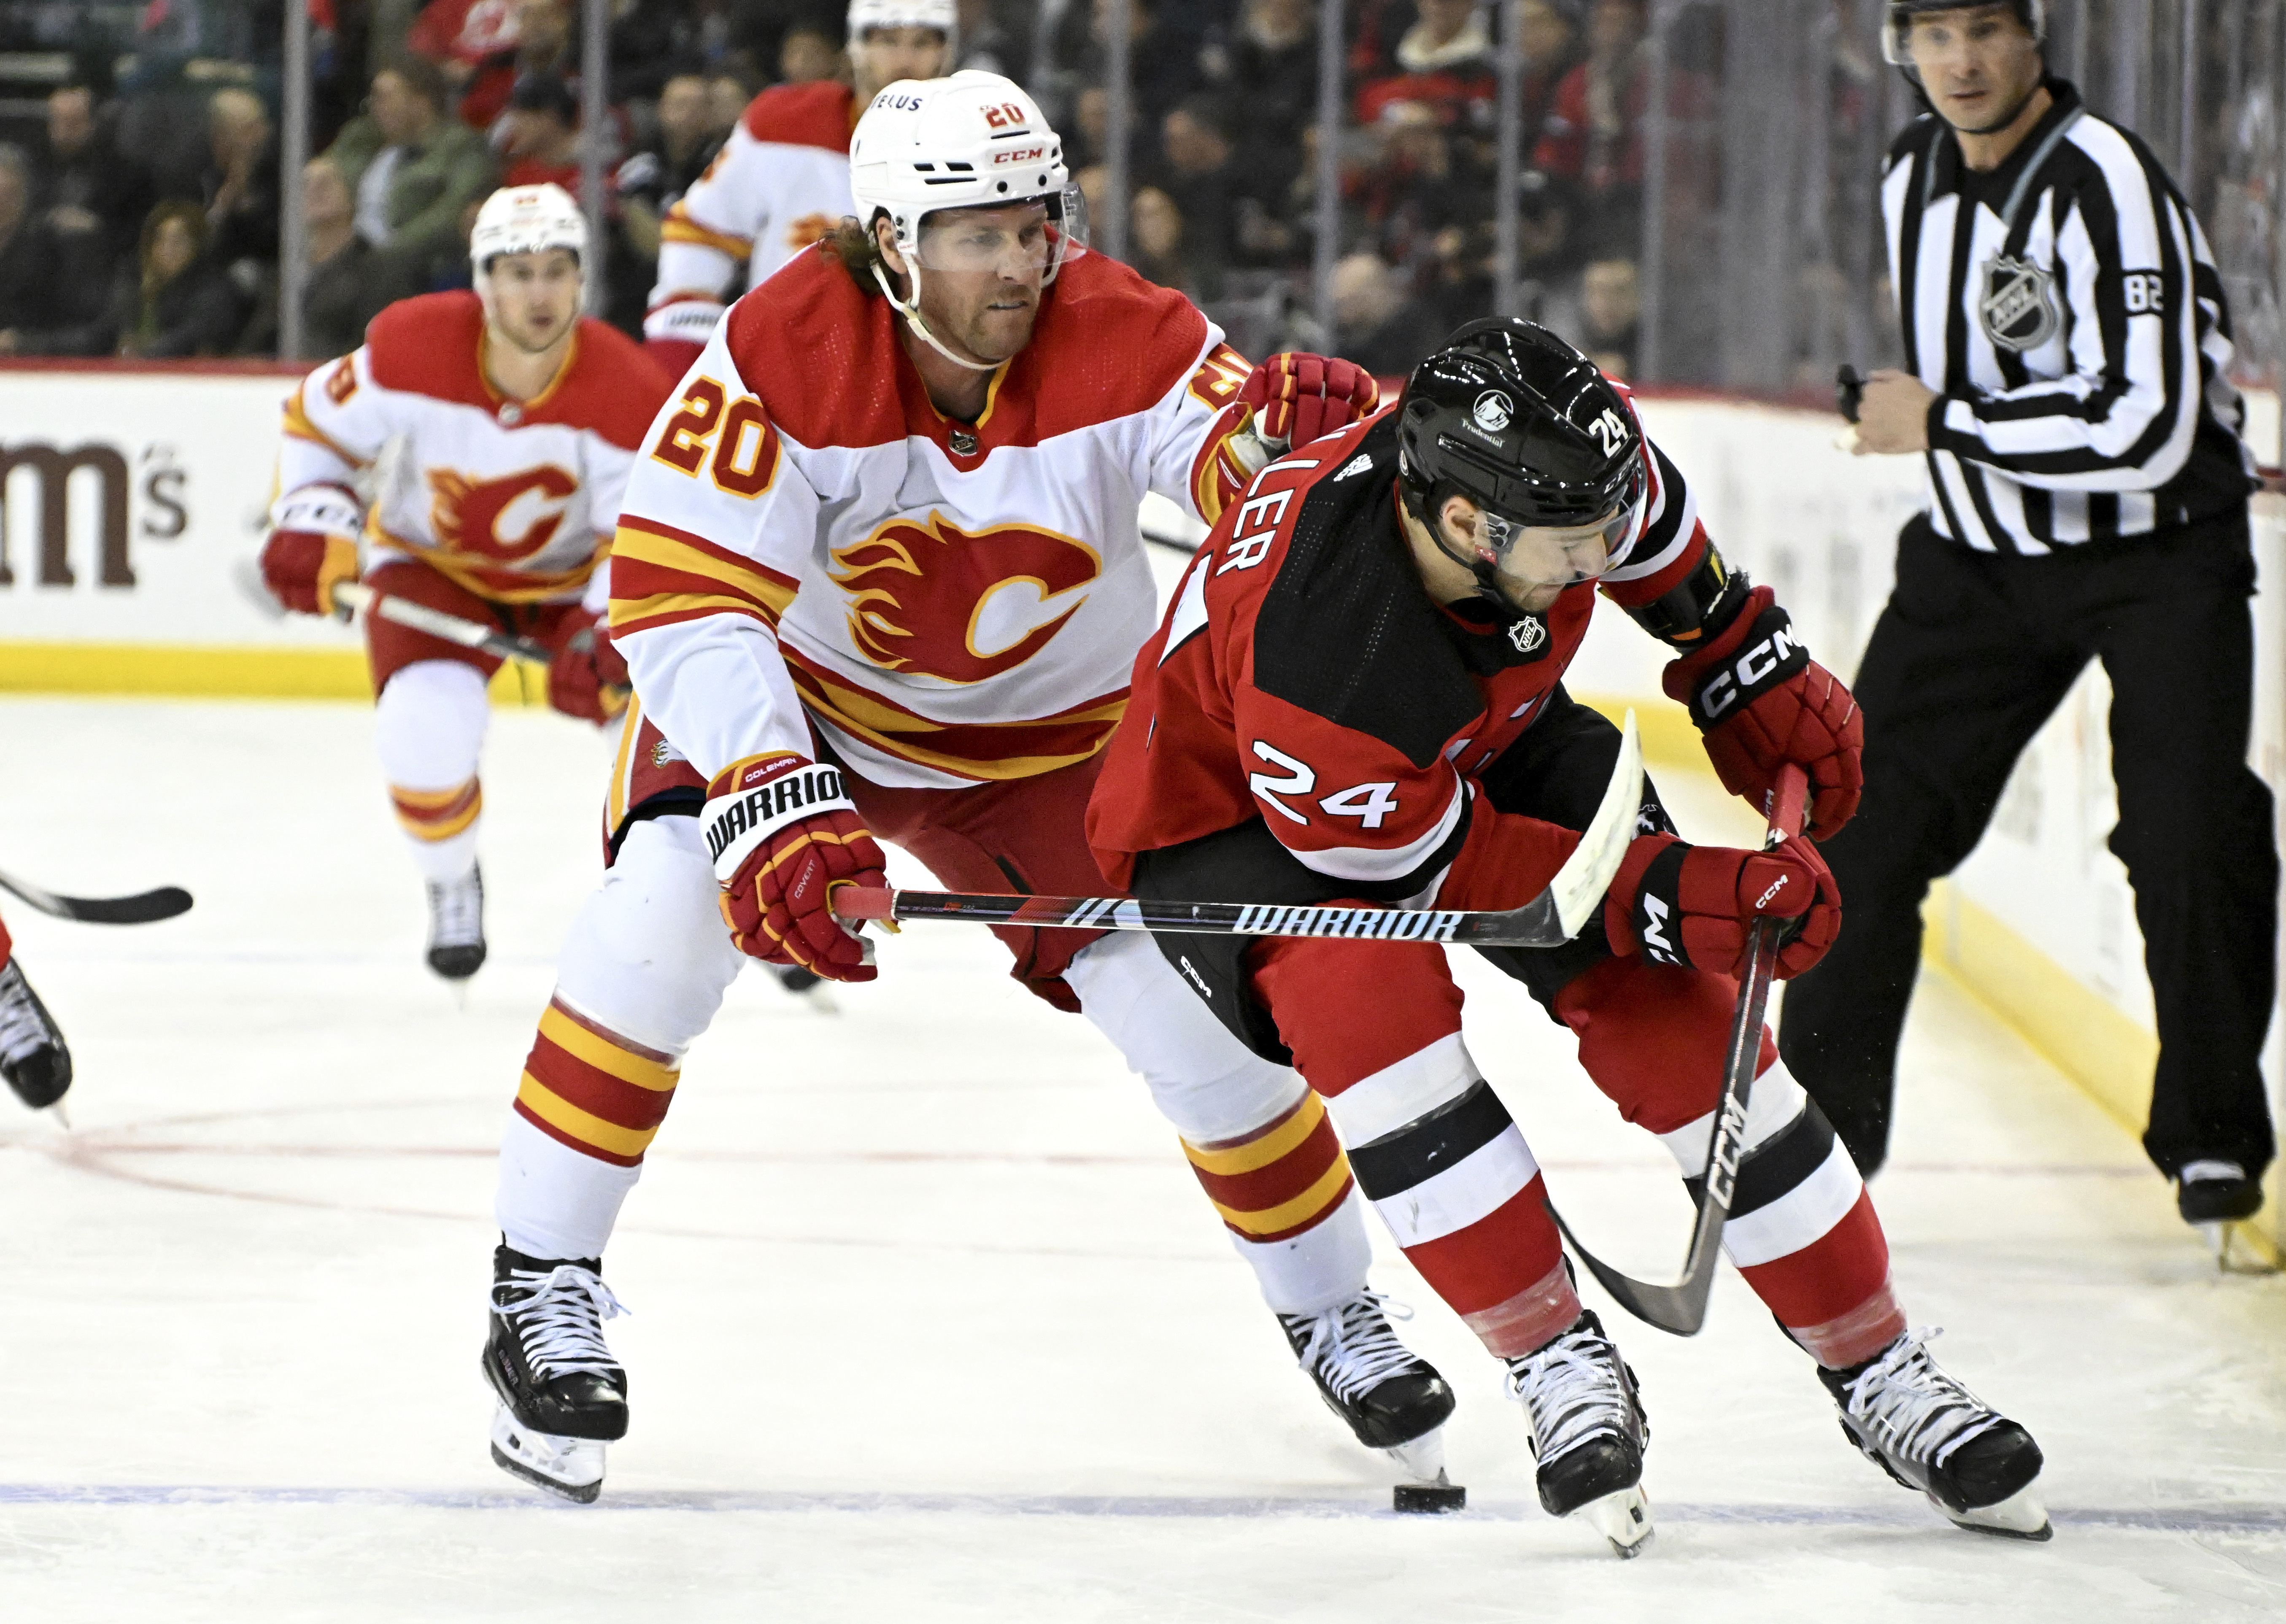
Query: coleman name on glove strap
[
  {"left": 702, "top": 758, "right": 854, "bottom": 878},
  {"left": 1687, "top": 606, "right": 1808, "bottom": 728}
]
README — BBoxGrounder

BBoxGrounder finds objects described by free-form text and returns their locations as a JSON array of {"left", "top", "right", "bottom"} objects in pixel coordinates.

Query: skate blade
[
  {"left": 489, "top": 1405, "right": 605, "bottom": 1503},
  {"left": 1939, "top": 1481, "right": 2051, "bottom": 1541},
  {"left": 46, "top": 1100, "right": 70, "bottom": 1132},
  {"left": 1383, "top": 1426, "right": 1447, "bottom": 1484},
  {"left": 1579, "top": 1485, "right": 1655, "bottom": 1558},
  {"left": 2202, "top": 1222, "right": 2282, "bottom": 1276}
]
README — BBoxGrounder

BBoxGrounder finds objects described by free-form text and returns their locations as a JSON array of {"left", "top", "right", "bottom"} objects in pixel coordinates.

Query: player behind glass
[
  {"left": 1089, "top": 320, "right": 2051, "bottom": 1552},
  {"left": 642, "top": 0, "right": 954, "bottom": 375},
  {"left": 260, "top": 184, "right": 668, "bottom": 980},
  {"left": 477, "top": 73, "right": 1446, "bottom": 1504}
]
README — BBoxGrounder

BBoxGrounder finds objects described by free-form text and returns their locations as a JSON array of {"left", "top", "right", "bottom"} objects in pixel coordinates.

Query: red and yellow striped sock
[
  {"left": 1180, "top": 1091, "right": 1356, "bottom": 1245},
  {"left": 513, "top": 997, "right": 681, "bottom": 1168},
  {"left": 390, "top": 777, "right": 482, "bottom": 842}
]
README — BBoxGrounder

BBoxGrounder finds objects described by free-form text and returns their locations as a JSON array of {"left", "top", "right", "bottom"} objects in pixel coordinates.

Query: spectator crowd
[{"left": 0, "top": 0, "right": 1698, "bottom": 376}]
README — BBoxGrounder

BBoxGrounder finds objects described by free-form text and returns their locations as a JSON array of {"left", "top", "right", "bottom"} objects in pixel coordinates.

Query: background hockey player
[
  {"left": 479, "top": 72, "right": 1445, "bottom": 1505},
  {"left": 0, "top": 907, "right": 70, "bottom": 1114},
  {"left": 641, "top": 0, "right": 955, "bottom": 375},
  {"left": 260, "top": 183, "right": 669, "bottom": 981},
  {"left": 1089, "top": 318, "right": 2051, "bottom": 1553},
  {"left": 1779, "top": 1, "right": 2279, "bottom": 1245}
]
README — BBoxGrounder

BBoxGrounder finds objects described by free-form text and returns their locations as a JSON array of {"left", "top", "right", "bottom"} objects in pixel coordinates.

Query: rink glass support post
[
  {"left": 1636, "top": 0, "right": 1672, "bottom": 383},
  {"left": 1310, "top": 0, "right": 1344, "bottom": 340},
  {"left": 1102, "top": 0, "right": 1131, "bottom": 264},
  {"left": 580, "top": 0, "right": 610, "bottom": 316},
  {"left": 1493, "top": 0, "right": 1526, "bottom": 320},
  {"left": 280, "top": 0, "right": 313, "bottom": 360}
]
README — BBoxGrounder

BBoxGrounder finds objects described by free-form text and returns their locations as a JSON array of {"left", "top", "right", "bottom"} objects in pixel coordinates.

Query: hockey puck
[{"left": 1393, "top": 1480, "right": 1467, "bottom": 1515}]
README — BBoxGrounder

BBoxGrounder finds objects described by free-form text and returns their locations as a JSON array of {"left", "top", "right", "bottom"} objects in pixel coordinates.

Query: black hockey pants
[{"left": 1779, "top": 508, "right": 2278, "bottom": 1181}]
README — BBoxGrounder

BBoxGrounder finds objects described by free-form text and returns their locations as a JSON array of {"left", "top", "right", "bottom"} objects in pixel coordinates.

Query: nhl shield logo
[
  {"left": 1507, "top": 615, "right": 1547, "bottom": 654},
  {"left": 1979, "top": 256, "right": 2061, "bottom": 352},
  {"left": 1472, "top": 391, "right": 1514, "bottom": 434}
]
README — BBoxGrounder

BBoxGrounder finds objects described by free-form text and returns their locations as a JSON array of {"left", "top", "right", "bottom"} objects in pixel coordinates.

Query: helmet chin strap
[{"left": 872, "top": 259, "right": 998, "bottom": 374}]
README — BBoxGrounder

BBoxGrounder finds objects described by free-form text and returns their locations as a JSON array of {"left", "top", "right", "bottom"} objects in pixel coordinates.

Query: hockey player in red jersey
[
  {"left": 642, "top": 0, "right": 954, "bottom": 374},
  {"left": 477, "top": 72, "right": 1441, "bottom": 1505},
  {"left": 1089, "top": 319, "right": 2051, "bottom": 1552},
  {"left": 260, "top": 184, "right": 671, "bottom": 979}
]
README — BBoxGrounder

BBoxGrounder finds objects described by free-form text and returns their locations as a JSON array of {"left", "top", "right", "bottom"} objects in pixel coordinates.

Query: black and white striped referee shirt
[{"left": 1882, "top": 78, "right": 2254, "bottom": 553}]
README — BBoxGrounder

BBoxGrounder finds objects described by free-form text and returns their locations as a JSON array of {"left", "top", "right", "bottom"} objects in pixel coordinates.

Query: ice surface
[{"left": 0, "top": 697, "right": 2282, "bottom": 1622}]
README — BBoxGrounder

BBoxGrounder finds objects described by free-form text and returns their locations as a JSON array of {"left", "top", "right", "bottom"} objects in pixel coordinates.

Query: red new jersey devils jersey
[{"left": 1088, "top": 401, "right": 1713, "bottom": 910}]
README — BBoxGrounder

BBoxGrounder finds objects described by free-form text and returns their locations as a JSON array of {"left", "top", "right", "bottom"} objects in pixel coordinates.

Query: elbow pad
[{"left": 1624, "top": 543, "right": 1752, "bottom": 650}]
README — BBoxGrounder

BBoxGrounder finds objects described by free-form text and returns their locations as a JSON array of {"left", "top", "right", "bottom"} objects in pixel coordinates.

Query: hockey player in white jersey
[
  {"left": 642, "top": 0, "right": 955, "bottom": 375},
  {"left": 479, "top": 73, "right": 1437, "bottom": 1504},
  {"left": 260, "top": 184, "right": 671, "bottom": 979}
]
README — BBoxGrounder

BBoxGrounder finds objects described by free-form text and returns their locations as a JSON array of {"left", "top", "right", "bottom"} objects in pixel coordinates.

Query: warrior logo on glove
[{"left": 703, "top": 753, "right": 888, "bottom": 981}]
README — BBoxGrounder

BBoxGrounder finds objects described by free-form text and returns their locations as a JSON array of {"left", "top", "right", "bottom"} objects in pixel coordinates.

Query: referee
[{"left": 1778, "top": 0, "right": 2278, "bottom": 1236}]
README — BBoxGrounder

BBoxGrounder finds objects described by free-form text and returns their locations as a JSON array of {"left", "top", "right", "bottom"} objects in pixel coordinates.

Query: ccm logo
[
  {"left": 993, "top": 146, "right": 1047, "bottom": 164},
  {"left": 1699, "top": 626, "right": 1802, "bottom": 720},
  {"left": 1755, "top": 872, "right": 1791, "bottom": 911}
]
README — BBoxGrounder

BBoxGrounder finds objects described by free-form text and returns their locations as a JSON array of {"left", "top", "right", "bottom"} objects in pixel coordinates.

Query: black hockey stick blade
[
  {"left": 1544, "top": 763, "right": 1807, "bottom": 1337},
  {"left": 0, "top": 868, "right": 193, "bottom": 925}
]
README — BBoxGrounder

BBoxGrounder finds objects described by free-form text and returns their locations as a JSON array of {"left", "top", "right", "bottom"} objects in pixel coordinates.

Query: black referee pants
[{"left": 1779, "top": 507, "right": 2277, "bottom": 1182}]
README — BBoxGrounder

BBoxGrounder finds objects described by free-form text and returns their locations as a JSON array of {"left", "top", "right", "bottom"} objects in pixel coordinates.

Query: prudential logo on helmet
[{"left": 1471, "top": 392, "right": 1514, "bottom": 434}]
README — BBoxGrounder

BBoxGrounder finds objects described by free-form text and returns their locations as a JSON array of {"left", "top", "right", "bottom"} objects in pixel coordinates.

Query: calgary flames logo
[
  {"left": 427, "top": 466, "right": 579, "bottom": 562},
  {"left": 829, "top": 513, "right": 1101, "bottom": 685}
]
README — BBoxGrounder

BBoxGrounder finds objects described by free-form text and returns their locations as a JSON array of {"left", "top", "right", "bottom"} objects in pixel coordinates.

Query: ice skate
[
  {"left": 481, "top": 1244, "right": 629, "bottom": 1503},
  {"left": 0, "top": 956, "right": 72, "bottom": 1112},
  {"left": 1279, "top": 1291, "right": 1458, "bottom": 1502},
  {"left": 2175, "top": 1161, "right": 2268, "bottom": 1270},
  {"left": 1820, "top": 1327, "right": 2049, "bottom": 1540},
  {"left": 426, "top": 863, "right": 487, "bottom": 982},
  {"left": 1504, "top": 1310, "right": 1653, "bottom": 1557}
]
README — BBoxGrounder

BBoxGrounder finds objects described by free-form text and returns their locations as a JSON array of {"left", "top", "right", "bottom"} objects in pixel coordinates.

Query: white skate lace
[
  {"left": 1838, "top": 1327, "right": 2002, "bottom": 1470},
  {"left": 1504, "top": 1320, "right": 1639, "bottom": 1468},
  {"left": 0, "top": 960, "right": 54, "bottom": 1066},
  {"left": 1282, "top": 1292, "right": 1424, "bottom": 1406},
  {"left": 490, "top": 1265, "right": 629, "bottom": 1379},
  {"left": 427, "top": 869, "right": 484, "bottom": 950}
]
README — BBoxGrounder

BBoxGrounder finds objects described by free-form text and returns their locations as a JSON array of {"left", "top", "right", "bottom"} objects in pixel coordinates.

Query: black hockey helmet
[
  {"left": 1395, "top": 319, "right": 1645, "bottom": 615},
  {"left": 1396, "top": 317, "right": 1642, "bottom": 531}
]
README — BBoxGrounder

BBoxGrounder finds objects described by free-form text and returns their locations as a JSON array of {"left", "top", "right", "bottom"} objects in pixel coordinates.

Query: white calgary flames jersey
[
  {"left": 279, "top": 292, "right": 671, "bottom": 602},
  {"left": 646, "top": 80, "right": 855, "bottom": 344},
  {"left": 610, "top": 248, "right": 1261, "bottom": 790}
]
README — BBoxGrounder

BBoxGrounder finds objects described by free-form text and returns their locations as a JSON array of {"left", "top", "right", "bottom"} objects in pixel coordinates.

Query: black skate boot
[
  {"left": 426, "top": 863, "right": 486, "bottom": 981},
  {"left": 481, "top": 1244, "right": 629, "bottom": 1502},
  {"left": 0, "top": 956, "right": 72, "bottom": 1112},
  {"left": 1819, "top": 1327, "right": 2049, "bottom": 1540},
  {"left": 1503, "top": 1309, "right": 1653, "bottom": 1557},
  {"left": 1279, "top": 1291, "right": 1458, "bottom": 1499}
]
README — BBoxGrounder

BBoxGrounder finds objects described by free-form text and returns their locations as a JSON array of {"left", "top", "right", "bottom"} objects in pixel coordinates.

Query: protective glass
[
  {"left": 911, "top": 187, "right": 1088, "bottom": 278},
  {"left": 1477, "top": 500, "right": 1636, "bottom": 597}
]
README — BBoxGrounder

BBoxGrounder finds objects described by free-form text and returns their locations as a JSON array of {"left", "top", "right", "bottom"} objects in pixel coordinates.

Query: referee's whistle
[{"left": 1835, "top": 364, "right": 1866, "bottom": 424}]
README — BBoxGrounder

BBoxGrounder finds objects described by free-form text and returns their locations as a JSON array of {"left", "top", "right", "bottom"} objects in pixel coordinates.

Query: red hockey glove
[
  {"left": 260, "top": 484, "right": 363, "bottom": 615},
  {"left": 546, "top": 610, "right": 630, "bottom": 725},
  {"left": 1605, "top": 831, "right": 1840, "bottom": 980},
  {"left": 1239, "top": 353, "right": 1380, "bottom": 448},
  {"left": 704, "top": 754, "right": 888, "bottom": 981},
  {"left": 1663, "top": 585, "right": 1863, "bottom": 838}
]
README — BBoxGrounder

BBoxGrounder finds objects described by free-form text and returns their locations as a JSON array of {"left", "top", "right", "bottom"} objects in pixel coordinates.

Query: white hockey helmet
[
  {"left": 849, "top": 71, "right": 1079, "bottom": 268},
  {"left": 847, "top": 0, "right": 957, "bottom": 44},
  {"left": 470, "top": 182, "right": 589, "bottom": 272}
]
